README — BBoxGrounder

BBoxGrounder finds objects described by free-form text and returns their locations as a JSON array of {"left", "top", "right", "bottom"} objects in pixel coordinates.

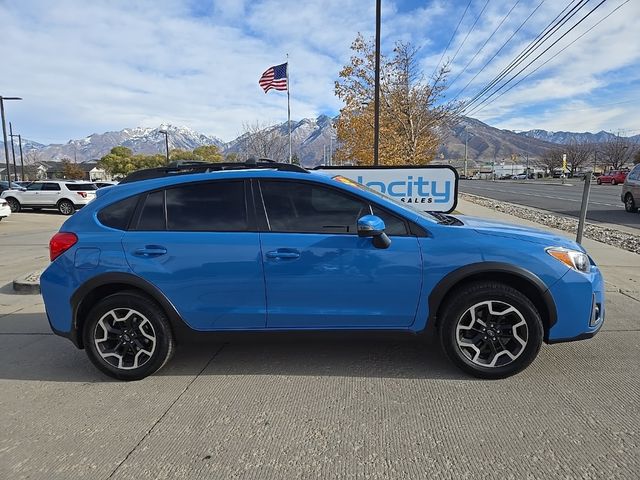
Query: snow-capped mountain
[
  {"left": 3, "top": 125, "right": 224, "bottom": 163},
  {"left": 516, "top": 129, "right": 640, "bottom": 145}
]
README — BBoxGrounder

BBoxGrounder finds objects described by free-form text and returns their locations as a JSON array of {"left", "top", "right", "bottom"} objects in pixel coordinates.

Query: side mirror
[{"left": 357, "top": 215, "right": 391, "bottom": 249}]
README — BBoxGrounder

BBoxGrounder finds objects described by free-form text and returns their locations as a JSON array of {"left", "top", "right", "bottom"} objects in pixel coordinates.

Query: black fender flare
[
  {"left": 69, "top": 272, "right": 188, "bottom": 348},
  {"left": 427, "top": 262, "right": 558, "bottom": 335}
]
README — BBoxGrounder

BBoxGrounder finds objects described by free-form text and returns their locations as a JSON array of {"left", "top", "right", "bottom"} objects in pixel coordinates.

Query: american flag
[{"left": 259, "top": 63, "right": 288, "bottom": 93}]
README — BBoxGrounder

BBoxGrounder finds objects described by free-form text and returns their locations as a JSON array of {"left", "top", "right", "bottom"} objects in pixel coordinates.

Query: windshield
[{"left": 332, "top": 175, "right": 438, "bottom": 222}]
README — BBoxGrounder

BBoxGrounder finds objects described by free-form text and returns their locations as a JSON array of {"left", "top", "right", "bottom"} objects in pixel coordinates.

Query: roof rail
[{"left": 118, "top": 157, "right": 308, "bottom": 184}]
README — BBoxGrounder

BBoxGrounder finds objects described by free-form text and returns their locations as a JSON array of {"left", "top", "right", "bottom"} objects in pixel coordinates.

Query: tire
[
  {"left": 625, "top": 193, "right": 638, "bottom": 213},
  {"left": 5, "top": 197, "right": 20, "bottom": 212},
  {"left": 611, "top": 179, "right": 617, "bottom": 186},
  {"left": 57, "top": 199, "right": 75, "bottom": 215},
  {"left": 82, "top": 291, "right": 175, "bottom": 381},
  {"left": 438, "top": 281, "right": 544, "bottom": 379},
  {"left": 596, "top": 178, "right": 602, "bottom": 185}
]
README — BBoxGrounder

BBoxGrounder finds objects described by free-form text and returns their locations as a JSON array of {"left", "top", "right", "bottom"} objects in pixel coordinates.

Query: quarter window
[
  {"left": 260, "top": 181, "right": 367, "bottom": 234},
  {"left": 165, "top": 181, "right": 248, "bottom": 231},
  {"left": 98, "top": 195, "right": 140, "bottom": 230},
  {"left": 371, "top": 206, "right": 408, "bottom": 236}
]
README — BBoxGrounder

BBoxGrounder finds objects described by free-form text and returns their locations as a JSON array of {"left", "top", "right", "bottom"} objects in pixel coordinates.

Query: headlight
[{"left": 546, "top": 247, "right": 590, "bottom": 273}]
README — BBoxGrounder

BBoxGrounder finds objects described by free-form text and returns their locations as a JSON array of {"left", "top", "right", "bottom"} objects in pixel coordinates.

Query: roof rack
[{"left": 118, "top": 157, "right": 308, "bottom": 184}]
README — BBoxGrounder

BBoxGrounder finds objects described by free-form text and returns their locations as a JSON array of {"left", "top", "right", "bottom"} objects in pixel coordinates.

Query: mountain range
[{"left": 1, "top": 117, "right": 637, "bottom": 167}]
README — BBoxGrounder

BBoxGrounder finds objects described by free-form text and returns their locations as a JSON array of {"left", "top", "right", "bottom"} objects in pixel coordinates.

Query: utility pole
[
  {"left": 464, "top": 128, "right": 468, "bottom": 178},
  {"left": 159, "top": 130, "right": 170, "bottom": 164},
  {"left": 373, "top": 0, "right": 381, "bottom": 166},
  {"left": 0, "top": 96, "right": 22, "bottom": 189},
  {"left": 18, "top": 134, "right": 24, "bottom": 181},
  {"left": 9, "top": 122, "right": 18, "bottom": 181}
]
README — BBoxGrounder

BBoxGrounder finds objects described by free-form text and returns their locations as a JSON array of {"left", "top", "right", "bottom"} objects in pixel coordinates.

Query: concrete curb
[{"left": 13, "top": 271, "right": 42, "bottom": 294}]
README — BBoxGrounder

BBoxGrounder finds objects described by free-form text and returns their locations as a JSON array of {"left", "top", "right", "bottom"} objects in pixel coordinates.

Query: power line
[
  {"left": 465, "top": 0, "right": 611, "bottom": 116},
  {"left": 448, "top": 0, "right": 492, "bottom": 67},
  {"left": 468, "top": 0, "right": 631, "bottom": 115},
  {"left": 449, "top": 0, "right": 521, "bottom": 89},
  {"left": 430, "top": 0, "right": 473, "bottom": 78},
  {"left": 462, "top": 0, "right": 589, "bottom": 113},
  {"left": 451, "top": 0, "right": 547, "bottom": 102}
]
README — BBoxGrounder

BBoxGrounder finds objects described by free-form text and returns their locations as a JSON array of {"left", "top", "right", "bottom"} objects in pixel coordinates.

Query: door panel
[
  {"left": 260, "top": 233, "right": 422, "bottom": 329},
  {"left": 123, "top": 231, "right": 266, "bottom": 330}
]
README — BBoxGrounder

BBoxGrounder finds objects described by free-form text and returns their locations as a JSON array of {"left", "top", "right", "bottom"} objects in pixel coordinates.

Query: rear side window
[
  {"left": 166, "top": 181, "right": 247, "bottom": 231},
  {"left": 43, "top": 183, "right": 61, "bottom": 191},
  {"left": 137, "top": 191, "right": 166, "bottom": 231},
  {"left": 97, "top": 195, "right": 139, "bottom": 230},
  {"left": 66, "top": 183, "right": 97, "bottom": 191}
]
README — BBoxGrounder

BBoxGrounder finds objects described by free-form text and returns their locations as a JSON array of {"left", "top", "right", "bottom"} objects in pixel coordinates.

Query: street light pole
[
  {"left": 373, "top": 0, "right": 381, "bottom": 166},
  {"left": 9, "top": 122, "right": 18, "bottom": 181},
  {"left": 0, "top": 96, "right": 22, "bottom": 189},
  {"left": 159, "top": 130, "right": 169, "bottom": 164},
  {"left": 18, "top": 134, "right": 24, "bottom": 181}
]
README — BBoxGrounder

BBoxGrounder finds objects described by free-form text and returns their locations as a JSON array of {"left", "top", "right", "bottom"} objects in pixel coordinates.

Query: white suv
[{"left": 1, "top": 181, "right": 97, "bottom": 215}]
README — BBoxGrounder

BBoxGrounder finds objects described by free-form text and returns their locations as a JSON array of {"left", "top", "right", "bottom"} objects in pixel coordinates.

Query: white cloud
[{"left": 0, "top": 0, "right": 638, "bottom": 144}]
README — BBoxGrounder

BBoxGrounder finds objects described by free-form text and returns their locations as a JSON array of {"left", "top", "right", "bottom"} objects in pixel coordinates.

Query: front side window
[
  {"left": 260, "top": 181, "right": 367, "bottom": 234},
  {"left": 26, "top": 183, "right": 43, "bottom": 191},
  {"left": 166, "top": 181, "right": 247, "bottom": 231}
]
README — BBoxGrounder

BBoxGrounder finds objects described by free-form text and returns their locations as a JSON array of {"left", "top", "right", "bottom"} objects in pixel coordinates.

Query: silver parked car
[{"left": 621, "top": 163, "right": 640, "bottom": 213}]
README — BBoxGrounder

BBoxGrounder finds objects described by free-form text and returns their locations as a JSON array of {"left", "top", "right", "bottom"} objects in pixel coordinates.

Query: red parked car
[{"left": 597, "top": 170, "right": 628, "bottom": 185}]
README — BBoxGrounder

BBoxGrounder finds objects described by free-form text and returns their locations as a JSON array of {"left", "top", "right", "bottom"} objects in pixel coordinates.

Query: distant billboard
[{"left": 316, "top": 165, "right": 459, "bottom": 213}]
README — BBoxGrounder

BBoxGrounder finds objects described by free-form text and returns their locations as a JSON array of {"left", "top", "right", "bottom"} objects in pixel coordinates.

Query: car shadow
[{"left": 0, "top": 314, "right": 472, "bottom": 382}]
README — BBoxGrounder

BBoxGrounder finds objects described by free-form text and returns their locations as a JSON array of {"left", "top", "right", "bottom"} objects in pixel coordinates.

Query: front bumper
[{"left": 546, "top": 264, "right": 605, "bottom": 343}]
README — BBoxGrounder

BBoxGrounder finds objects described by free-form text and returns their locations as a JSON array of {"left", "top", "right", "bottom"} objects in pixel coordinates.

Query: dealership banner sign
[{"left": 317, "top": 165, "right": 459, "bottom": 213}]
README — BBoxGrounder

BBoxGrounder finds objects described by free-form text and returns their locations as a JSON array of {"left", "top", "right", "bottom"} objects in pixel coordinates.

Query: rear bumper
[
  {"left": 0, "top": 205, "right": 11, "bottom": 217},
  {"left": 546, "top": 265, "right": 605, "bottom": 343}
]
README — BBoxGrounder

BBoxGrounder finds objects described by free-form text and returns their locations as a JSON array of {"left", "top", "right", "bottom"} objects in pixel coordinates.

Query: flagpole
[{"left": 286, "top": 54, "right": 292, "bottom": 163}]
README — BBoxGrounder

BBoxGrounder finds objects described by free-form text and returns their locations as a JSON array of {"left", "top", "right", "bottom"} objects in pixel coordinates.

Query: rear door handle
[
  {"left": 265, "top": 249, "right": 300, "bottom": 260},
  {"left": 133, "top": 245, "right": 167, "bottom": 257}
]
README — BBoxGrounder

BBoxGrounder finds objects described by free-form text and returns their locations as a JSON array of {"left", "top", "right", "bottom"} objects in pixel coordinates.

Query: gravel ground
[{"left": 460, "top": 193, "right": 640, "bottom": 255}]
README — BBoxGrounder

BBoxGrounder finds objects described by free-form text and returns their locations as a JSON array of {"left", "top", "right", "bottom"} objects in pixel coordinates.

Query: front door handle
[
  {"left": 133, "top": 245, "right": 167, "bottom": 257},
  {"left": 265, "top": 249, "right": 300, "bottom": 260}
]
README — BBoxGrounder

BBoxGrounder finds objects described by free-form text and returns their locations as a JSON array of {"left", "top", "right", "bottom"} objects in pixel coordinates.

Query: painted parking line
[{"left": 464, "top": 185, "right": 625, "bottom": 208}]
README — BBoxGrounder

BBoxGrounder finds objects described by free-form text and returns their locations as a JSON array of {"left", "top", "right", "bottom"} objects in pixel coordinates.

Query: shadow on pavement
[{"left": 0, "top": 315, "right": 470, "bottom": 382}]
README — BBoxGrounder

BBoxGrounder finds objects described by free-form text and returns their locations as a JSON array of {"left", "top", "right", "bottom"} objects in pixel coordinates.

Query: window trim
[{"left": 256, "top": 178, "right": 418, "bottom": 237}]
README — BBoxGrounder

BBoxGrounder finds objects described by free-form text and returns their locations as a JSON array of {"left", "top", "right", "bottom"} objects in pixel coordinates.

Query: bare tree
[
  {"left": 539, "top": 148, "right": 563, "bottom": 176},
  {"left": 565, "top": 141, "right": 593, "bottom": 175},
  {"left": 24, "top": 149, "right": 42, "bottom": 164},
  {"left": 239, "top": 121, "right": 288, "bottom": 161},
  {"left": 600, "top": 135, "right": 636, "bottom": 170}
]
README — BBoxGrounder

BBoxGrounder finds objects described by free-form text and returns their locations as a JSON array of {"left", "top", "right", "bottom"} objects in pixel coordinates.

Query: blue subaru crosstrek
[{"left": 40, "top": 160, "right": 605, "bottom": 380}]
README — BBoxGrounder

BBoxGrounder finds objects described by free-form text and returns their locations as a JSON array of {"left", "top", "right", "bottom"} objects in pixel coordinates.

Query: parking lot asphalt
[
  {"left": 459, "top": 179, "right": 640, "bottom": 231},
  {"left": 1, "top": 213, "right": 639, "bottom": 479}
]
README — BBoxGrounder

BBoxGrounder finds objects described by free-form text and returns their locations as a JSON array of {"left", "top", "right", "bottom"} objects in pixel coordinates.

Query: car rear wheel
[
  {"left": 83, "top": 291, "right": 175, "bottom": 381},
  {"left": 6, "top": 197, "right": 20, "bottom": 212},
  {"left": 438, "top": 282, "right": 543, "bottom": 379},
  {"left": 57, "top": 199, "right": 75, "bottom": 215},
  {"left": 625, "top": 193, "right": 638, "bottom": 213}
]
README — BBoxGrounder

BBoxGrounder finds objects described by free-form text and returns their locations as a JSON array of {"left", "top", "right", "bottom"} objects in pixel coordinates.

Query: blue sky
[{"left": 1, "top": 0, "right": 638, "bottom": 144}]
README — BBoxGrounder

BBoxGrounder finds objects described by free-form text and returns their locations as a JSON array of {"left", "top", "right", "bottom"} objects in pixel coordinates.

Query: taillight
[
  {"left": 77, "top": 192, "right": 87, "bottom": 198},
  {"left": 49, "top": 232, "right": 78, "bottom": 261}
]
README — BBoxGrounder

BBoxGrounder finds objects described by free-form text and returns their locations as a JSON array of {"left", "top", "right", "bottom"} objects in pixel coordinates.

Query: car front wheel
[
  {"left": 439, "top": 282, "right": 543, "bottom": 379},
  {"left": 625, "top": 194, "right": 638, "bottom": 213},
  {"left": 83, "top": 291, "right": 175, "bottom": 381},
  {"left": 611, "top": 179, "right": 617, "bottom": 185}
]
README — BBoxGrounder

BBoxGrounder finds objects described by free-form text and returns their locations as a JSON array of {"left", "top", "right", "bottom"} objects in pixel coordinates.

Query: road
[
  {"left": 458, "top": 179, "right": 640, "bottom": 230},
  {"left": 0, "top": 212, "right": 638, "bottom": 479}
]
